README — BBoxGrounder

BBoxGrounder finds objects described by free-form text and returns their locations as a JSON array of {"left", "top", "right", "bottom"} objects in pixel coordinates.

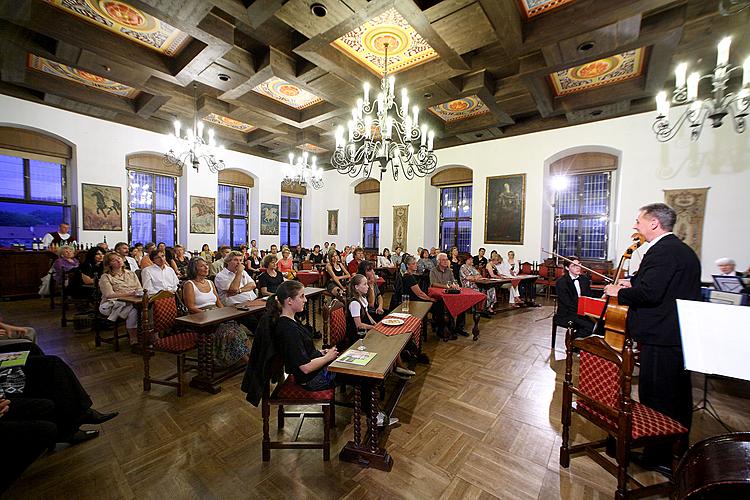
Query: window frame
[
  {"left": 362, "top": 217, "right": 379, "bottom": 252},
  {"left": 217, "top": 183, "right": 249, "bottom": 249},
  {"left": 0, "top": 154, "right": 67, "bottom": 206},
  {"left": 127, "top": 170, "right": 178, "bottom": 246},
  {"left": 439, "top": 184, "right": 472, "bottom": 253},
  {"left": 552, "top": 171, "right": 611, "bottom": 261},
  {"left": 280, "top": 194, "right": 302, "bottom": 247}
]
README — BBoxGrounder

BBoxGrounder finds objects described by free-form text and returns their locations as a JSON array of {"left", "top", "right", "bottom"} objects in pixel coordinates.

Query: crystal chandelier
[
  {"left": 331, "top": 43, "right": 437, "bottom": 181},
  {"left": 283, "top": 151, "right": 324, "bottom": 190},
  {"left": 653, "top": 37, "right": 749, "bottom": 142},
  {"left": 164, "top": 83, "right": 226, "bottom": 173}
]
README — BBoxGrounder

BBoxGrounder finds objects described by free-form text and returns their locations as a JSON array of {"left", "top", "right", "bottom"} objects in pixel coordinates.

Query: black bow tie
[{"left": 571, "top": 276, "right": 579, "bottom": 281}]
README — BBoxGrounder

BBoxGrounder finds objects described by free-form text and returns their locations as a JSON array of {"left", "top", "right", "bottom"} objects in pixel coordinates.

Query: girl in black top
[
  {"left": 69, "top": 247, "right": 105, "bottom": 298},
  {"left": 325, "top": 251, "right": 350, "bottom": 295},
  {"left": 402, "top": 255, "right": 437, "bottom": 303},
  {"left": 257, "top": 254, "right": 285, "bottom": 296},
  {"left": 309, "top": 245, "right": 324, "bottom": 265},
  {"left": 245, "top": 247, "right": 262, "bottom": 274},
  {"left": 272, "top": 281, "right": 338, "bottom": 390},
  {"left": 449, "top": 246, "right": 461, "bottom": 281}
]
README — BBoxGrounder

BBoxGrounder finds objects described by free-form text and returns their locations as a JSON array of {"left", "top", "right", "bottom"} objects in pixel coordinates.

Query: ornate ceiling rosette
[
  {"left": 296, "top": 143, "right": 328, "bottom": 154},
  {"left": 331, "top": 8, "right": 439, "bottom": 77},
  {"left": 252, "top": 77, "right": 324, "bottom": 110},
  {"left": 202, "top": 113, "right": 255, "bottom": 133},
  {"left": 27, "top": 54, "right": 140, "bottom": 98},
  {"left": 549, "top": 48, "right": 646, "bottom": 96},
  {"left": 42, "top": 0, "right": 191, "bottom": 56},
  {"left": 518, "top": 0, "right": 577, "bottom": 19},
  {"left": 428, "top": 95, "right": 490, "bottom": 123}
]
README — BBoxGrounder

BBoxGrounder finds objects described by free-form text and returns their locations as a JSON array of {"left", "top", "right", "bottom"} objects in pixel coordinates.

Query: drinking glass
[
  {"left": 401, "top": 294, "right": 410, "bottom": 312},
  {"left": 357, "top": 327, "right": 367, "bottom": 351}
]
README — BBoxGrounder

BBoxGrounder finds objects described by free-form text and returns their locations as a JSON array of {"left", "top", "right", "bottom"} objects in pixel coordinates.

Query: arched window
[
  {"left": 551, "top": 152, "right": 617, "bottom": 260},
  {"left": 355, "top": 179, "right": 380, "bottom": 252},
  {"left": 280, "top": 183, "right": 305, "bottom": 247},
  {"left": 126, "top": 153, "right": 179, "bottom": 246},
  {"left": 0, "top": 127, "right": 72, "bottom": 247},
  {"left": 432, "top": 167, "right": 473, "bottom": 253},
  {"left": 218, "top": 170, "right": 253, "bottom": 248}
]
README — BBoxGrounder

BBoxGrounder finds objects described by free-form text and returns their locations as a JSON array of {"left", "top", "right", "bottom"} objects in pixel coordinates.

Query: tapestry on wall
[
  {"left": 664, "top": 187, "right": 709, "bottom": 258},
  {"left": 260, "top": 203, "right": 279, "bottom": 235},
  {"left": 327, "top": 210, "right": 338, "bottom": 235},
  {"left": 190, "top": 196, "right": 215, "bottom": 234},
  {"left": 485, "top": 174, "right": 526, "bottom": 244},
  {"left": 392, "top": 205, "right": 409, "bottom": 250},
  {"left": 82, "top": 183, "right": 122, "bottom": 231}
]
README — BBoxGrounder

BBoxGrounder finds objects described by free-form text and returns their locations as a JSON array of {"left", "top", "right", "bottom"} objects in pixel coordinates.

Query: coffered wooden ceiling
[{"left": 1, "top": 0, "right": 748, "bottom": 168}]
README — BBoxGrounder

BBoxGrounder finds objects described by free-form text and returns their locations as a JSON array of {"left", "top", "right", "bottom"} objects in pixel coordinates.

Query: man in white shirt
[
  {"left": 140, "top": 250, "right": 180, "bottom": 296},
  {"left": 209, "top": 245, "right": 232, "bottom": 278},
  {"left": 42, "top": 222, "right": 75, "bottom": 247},
  {"left": 114, "top": 242, "right": 139, "bottom": 272},
  {"left": 214, "top": 251, "right": 257, "bottom": 305}
]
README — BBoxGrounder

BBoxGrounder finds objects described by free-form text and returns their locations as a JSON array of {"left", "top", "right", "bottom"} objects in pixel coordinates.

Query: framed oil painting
[
  {"left": 82, "top": 183, "right": 122, "bottom": 231},
  {"left": 260, "top": 203, "right": 279, "bottom": 235},
  {"left": 327, "top": 210, "right": 338, "bottom": 235},
  {"left": 485, "top": 174, "right": 526, "bottom": 244},
  {"left": 190, "top": 196, "right": 215, "bottom": 234}
]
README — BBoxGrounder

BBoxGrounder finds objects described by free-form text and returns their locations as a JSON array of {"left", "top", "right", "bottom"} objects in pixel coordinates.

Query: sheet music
[{"left": 676, "top": 299, "right": 750, "bottom": 381}]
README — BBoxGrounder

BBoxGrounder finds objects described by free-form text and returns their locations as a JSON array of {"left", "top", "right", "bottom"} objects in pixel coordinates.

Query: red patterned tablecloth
[
  {"left": 374, "top": 315, "right": 422, "bottom": 348},
  {"left": 428, "top": 287, "right": 486, "bottom": 317},
  {"left": 295, "top": 270, "right": 322, "bottom": 286}
]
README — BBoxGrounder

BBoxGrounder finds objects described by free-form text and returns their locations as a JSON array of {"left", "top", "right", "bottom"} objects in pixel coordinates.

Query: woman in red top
[{"left": 276, "top": 247, "right": 294, "bottom": 274}]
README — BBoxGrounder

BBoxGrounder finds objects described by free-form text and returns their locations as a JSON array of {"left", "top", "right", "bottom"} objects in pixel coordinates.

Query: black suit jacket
[
  {"left": 555, "top": 273, "right": 594, "bottom": 321},
  {"left": 618, "top": 234, "right": 702, "bottom": 346}
]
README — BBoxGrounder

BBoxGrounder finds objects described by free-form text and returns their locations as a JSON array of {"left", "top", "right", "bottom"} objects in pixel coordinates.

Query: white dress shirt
[
  {"left": 42, "top": 232, "right": 72, "bottom": 246},
  {"left": 214, "top": 268, "right": 257, "bottom": 305},
  {"left": 141, "top": 263, "right": 179, "bottom": 296},
  {"left": 123, "top": 255, "right": 139, "bottom": 272}
]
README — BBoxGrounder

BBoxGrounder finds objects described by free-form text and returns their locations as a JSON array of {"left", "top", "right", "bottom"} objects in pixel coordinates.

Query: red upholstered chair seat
[
  {"left": 153, "top": 331, "right": 197, "bottom": 353},
  {"left": 577, "top": 401, "right": 688, "bottom": 439},
  {"left": 273, "top": 374, "right": 335, "bottom": 401},
  {"left": 330, "top": 307, "right": 346, "bottom": 346}
]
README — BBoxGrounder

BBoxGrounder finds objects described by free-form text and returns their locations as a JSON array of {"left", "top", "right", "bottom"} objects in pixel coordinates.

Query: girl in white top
[{"left": 376, "top": 248, "right": 394, "bottom": 268}]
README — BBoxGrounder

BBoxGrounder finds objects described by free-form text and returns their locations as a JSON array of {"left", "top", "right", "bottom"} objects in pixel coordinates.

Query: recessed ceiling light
[
  {"left": 423, "top": 92, "right": 433, "bottom": 99},
  {"left": 475, "top": 133, "right": 483, "bottom": 138},
  {"left": 218, "top": 73, "right": 231, "bottom": 82},
  {"left": 590, "top": 110, "right": 603, "bottom": 116},
  {"left": 577, "top": 41, "right": 595, "bottom": 52},
  {"left": 310, "top": 3, "right": 327, "bottom": 17}
]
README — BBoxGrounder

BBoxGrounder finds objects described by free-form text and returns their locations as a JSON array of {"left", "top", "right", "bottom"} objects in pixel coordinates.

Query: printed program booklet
[
  {"left": 0, "top": 351, "right": 29, "bottom": 368},
  {"left": 337, "top": 350, "right": 377, "bottom": 366}
]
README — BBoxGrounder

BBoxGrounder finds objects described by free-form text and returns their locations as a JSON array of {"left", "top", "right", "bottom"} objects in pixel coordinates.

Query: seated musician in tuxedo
[{"left": 554, "top": 256, "right": 597, "bottom": 337}]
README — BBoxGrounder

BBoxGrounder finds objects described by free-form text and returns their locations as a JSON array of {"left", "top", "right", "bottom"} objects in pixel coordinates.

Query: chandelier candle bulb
[
  {"left": 427, "top": 130, "right": 434, "bottom": 151},
  {"left": 173, "top": 120, "right": 181, "bottom": 137},
  {"left": 386, "top": 116, "right": 393, "bottom": 139},
  {"left": 717, "top": 37, "right": 731, "bottom": 67},
  {"left": 363, "top": 82, "right": 370, "bottom": 104},
  {"left": 364, "top": 116, "right": 372, "bottom": 138},
  {"left": 388, "top": 76, "right": 395, "bottom": 98},
  {"left": 675, "top": 63, "right": 688, "bottom": 89},
  {"left": 196, "top": 121, "right": 204, "bottom": 138},
  {"left": 412, "top": 105, "right": 419, "bottom": 126},
  {"left": 420, "top": 124, "right": 427, "bottom": 146},
  {"left": 687, "top": 72, "right": 700, "bottom": 101},
  {"left": 348, "top": 120, "right": 354, "bottom": 141},
  {"left": 743, "top": 57, "right": 750, "bottom": 87},
  {"left": 656, "top": 91, "right": 670, "bottom": 117}
]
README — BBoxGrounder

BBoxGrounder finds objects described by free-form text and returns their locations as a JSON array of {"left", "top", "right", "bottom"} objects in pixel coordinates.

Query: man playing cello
[{"left": 604, "top": 203, "right": 701, "bottom": 474}]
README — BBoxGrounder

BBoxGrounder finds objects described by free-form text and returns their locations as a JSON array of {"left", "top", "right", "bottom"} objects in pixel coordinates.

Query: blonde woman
[{"left": 99, "top": 252, "right": 143, "bottom": 345}]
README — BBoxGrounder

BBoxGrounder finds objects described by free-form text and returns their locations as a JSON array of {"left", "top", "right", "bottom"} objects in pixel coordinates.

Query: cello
[{"left": 594, "top": 232, "right": 646, "bottom": 350}]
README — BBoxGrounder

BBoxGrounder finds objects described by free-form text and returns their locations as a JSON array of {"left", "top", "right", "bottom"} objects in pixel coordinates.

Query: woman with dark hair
[
  {"left": 325, "top": 251, "right": 350, "bottom": 297},
  {"left": 199, "top": 244, "right": 213, "bottom": 263},
  {"left": 377, "top": 248, "right": 393, "bottom": 268},
  {"left": 416, "top": 248, "right": 435, "bottom": 274},
  {"left": 309, "top": 245, "right": 324, "bottom": 265},
  {"left": 67, "top": 246, "right": 104, "bottom": 300},
  {"left": 460, "top": 254, "right": 496, "bottom": 310},
  {"left": 183, "top": 257, "right": 251, "bottom": 368},
  {"left": 170, "top": 245, "right": 189, "bottom": 278},
  {"left": 257, "top": 254, "right": 284, "bottom": 297},
  {"left": 270, "top": 281, "right": 338, "bottom": 391}
]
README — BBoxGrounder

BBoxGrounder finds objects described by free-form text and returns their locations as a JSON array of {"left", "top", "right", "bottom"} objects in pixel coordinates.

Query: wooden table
[
  {"left": 302, "top": 286, "right": 324, "bottom": 335},
  {"left": 328, "top": 300, "right": 431, "bottom": 471},
  {"left": 474, "top": 274, "right": 540, "bottom": 312},
  {"left": 176, "top": 301, "right": 266, "bottom": 393}
]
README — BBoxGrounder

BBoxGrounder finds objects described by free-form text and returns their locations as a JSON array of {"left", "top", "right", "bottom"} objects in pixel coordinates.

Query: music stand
[
  {"left": 712, "top": 274, "right": 744, "bottom": 293},
  {"left": 676, "top": 299, "right": 750, "bottom": 432}
]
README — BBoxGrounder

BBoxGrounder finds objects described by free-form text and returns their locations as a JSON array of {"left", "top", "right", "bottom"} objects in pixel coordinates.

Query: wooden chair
[
  {"left": 521, "top": 261, "right": 533, "bottom": 275},
  {"left": 140, "top": 290, "right": 198, "bottom": 396},
  {"left": 262, "top": 354, "right": 334, "bottom": 461},
  {"left": 560, "top": 326, "right": 688, "bottom": 499},
  {"left": 535, "top": 264, "right": 554, "bottom": 299},
  {"left": 93, "top": 277, "right": 129, "bottom": 351},
  {"left": 322, "top": 298, "right": 347, "bottom": 349},
  {"left": 300, "top": 260, "right": 313, "bottom": 270}
]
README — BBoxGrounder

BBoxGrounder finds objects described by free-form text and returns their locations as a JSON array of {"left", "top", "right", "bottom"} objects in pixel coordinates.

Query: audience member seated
[
  {"left": 140, "top": 249, "right": 179, "bottom": 296},
  {"left": 257, "top": 254, "right": 285, "bottom": 297},
  {"left": 52, "top": 245, "right": 79, "bottom": 286},
  {"left": 273, "top": 281, "right": 339, "bottom": 392},
  {"left": 245, "top": 247, "right": 262, "bottom": 274},
  {"left": 390, "top": 246, "right": 404, "bottom": 267},
  {"left": 199, "top": 244, "right": 213, "bottom": 263},
  {"left": 715, "top": 257, "right": 744, "bottom": 277},
  {"left": 345, "top": 274, "right": 414, "bottom": 377},
  {"left": 472, "top": 247, "right": 488, "bottom": 270},
  {"left": 403, "top": 255, "right": 437, "bottom": 305},
  {"left": 209, "top": 245, "right": 232, "bottom": 278},
  {"left": 377, "top": 248, "right": 394, "bottom": 268},
  {"left": 486, "top": 253, "right": 503, "bottom": 278},
  {"left": 98, "top": 252, "right": 143, "bottom": 346},
  {"left": 113, "top": 242, "right": 138, "bottom": 271},
  {"left": 429, "top": 247, "right": 439, "bottom": 265},
  {"left": 430, "top": 253, "right": 465, "bottom": 340},
  {"left": 139, "top": 243, "right": 156, "bottom": 269},
  {"left": 417, "top": 248, "right": 435, "bottom": 274},
  {"left": 277, "top": 248, "right": 294, "bottom": 274},
  {"left": 268, "top": 244, "right": 278, "bottom": 258},
  {"left": 0, "top": 353, "right": 118, "bottom": 492},
  {"left": 309, "top": 245, "right": 324, "bottom": 265},
  {"left": 448, "top": 247, "right": 461, "bottom": 281},
  {"left": 341, "top": 245, "right": 351, "bottom": 265},
  {"left": 214, "top": 251, "right": 257, "bottom": 306},
  {"left": 347, "top": 247, "right": 365, "bottom": 275},
  {"left": 498, "top": 252, "right": 522, "bottom": 307},
  {"left": 0, "top": 313, "right": 40, "bottom": 355},
  {"left": 555, "top": 256, "right": 596, "bottom": 337},
  {"left": 357, "top": 261, "right": 385, "bottom": 321},
  {"left": 325, "top": 251, "right": 350, "bottom": 297},
  {"left": 130, "top": 246, "right": 143, "bottom": 266},
  {"left": 171, "top": 245, "right": 189, "bottom": 278},
  {"left": 68, "top": 246, "right": 104, "bottom": 300},
  {"left": 460, "top": 254, "right": 496, "bottom": 311},
  {"left": 183, "top": 257, "right": 251, "bottom": 368}
]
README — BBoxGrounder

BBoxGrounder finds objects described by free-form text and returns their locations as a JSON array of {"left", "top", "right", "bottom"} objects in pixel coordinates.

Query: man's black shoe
[
  {"left": 67, "top": 429, "right": 100, "bottom": 445},
  {"left": 455, "top": 330, "right": 470, "bottom": 337},
  {"left": 416, "top": 353, "right": 430, "bottom": 364},
  {"left": 80, "top": 408, "right": 119, "bottom": 425},
  {"left": 630, "top": 451, "right": 673, "bottom": 479}
]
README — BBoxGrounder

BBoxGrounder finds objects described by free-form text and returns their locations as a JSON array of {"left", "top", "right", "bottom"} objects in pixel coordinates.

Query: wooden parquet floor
[{"left": 3, "top": 297, "right": 749, "bottom": 500}]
